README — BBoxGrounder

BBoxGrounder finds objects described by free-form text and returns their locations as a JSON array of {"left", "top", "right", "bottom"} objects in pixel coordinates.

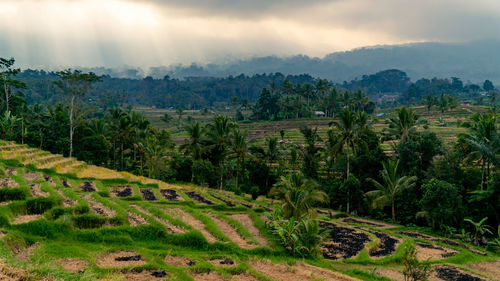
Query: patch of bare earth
[
  {"left": 29, "top": 183, "right": 49, "bottom": 197},
  {"left": 466, "top": 260, "right": 500, "bottom": 281},
  {"left": 229, "top": 214, "right": 268, "bottom": 246},
  {"left": 129, "top": 205, "right": 181, "bottom": 232},
  {"left": 82, "top": 194, "right": 116, "bottom": 217},
  {"left": 415, "top": 242, "right": 457, "bottom": 261},
  {"left": 165, "top": 208, "right": 217, "bottom": 243},
  {"left": 24, "top": 171, "right": 41, "bottom": 181},
  {"left": 192, "top": 271, "right": 228, "bottom": 281},
  {"left": 14, "top": 242, "right": 40, "bottom": 261},
  {"left": 249, "top": 260, "right": 361, "bottom": 281},
  {"left": 58, "top": 258, "right": 88, "bottom": 273},
  {"left": 5, "top": 168, "right": 17, "bottom": 176},
  {"left": 110, "top": 185, "right": 133, "bottom": 198},
  {"left": 12, "top": 215, "right": 42, "bottom": 225},
  {"left": 375, "top": 268, "right": 405, "bottom": 281},
  {"left": 128, "top": 212, "right": 148, "bottom": 226},
  {"left": 164, "top": 255, "right": 195, "bottom": 267},
  {"left": 231, "top": 273, "right": 261, "bottom": 281},
  {"left": 429, "top": 265, "right": 489, "bottom": 281},
  {"left": 207, "top": 214, "right": 255, "bottom": 249},
  {"left": 0, "top": 260, "right": 53, "bottom": 281},
  {"left": 0, "top": 178, "right": 18, "bottom": 188},
  {"left": 120, "top": 269, "right": 168, "bottom": 280},
  {"left": 209, "top": 258, "right": 237, "bottom": 267},
  {"left": 96, "top": 251, "right": 146, "bottom": 268},
  {"left": 56, "top": 189, "right": 76, "bottom": 207}
]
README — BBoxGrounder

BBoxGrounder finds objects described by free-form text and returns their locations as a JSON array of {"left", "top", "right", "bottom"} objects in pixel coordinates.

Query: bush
[
  {"left": 420, "top": 179, "right": 463, "bottom": 230},
  {"left": 73, "top": 215, "right": 106, "bottom": 229},
  {"left": 402, "top": 244, "right": 433, "bottom": 281},
  {"left": 26, "top": 197, "right": 55, "bottom": 214},
  {"left": 0, "top": 188, "right": 26, "bottom": 202},
  {"left": 73, "top": 205, "right": 90, "bottom": 215}
]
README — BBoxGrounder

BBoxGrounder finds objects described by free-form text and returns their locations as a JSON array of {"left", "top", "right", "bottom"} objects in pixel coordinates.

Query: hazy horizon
[{"left": 2, "top": 0, "right": 500, "bottom": 69}]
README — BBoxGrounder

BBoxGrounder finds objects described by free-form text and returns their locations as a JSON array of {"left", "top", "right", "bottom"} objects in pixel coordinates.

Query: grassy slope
[{"left": 0, "top": 140, "right": 497, "bottom": 281}]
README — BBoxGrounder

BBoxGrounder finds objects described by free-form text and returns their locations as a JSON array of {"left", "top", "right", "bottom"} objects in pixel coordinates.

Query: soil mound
[
  {"left": 159, "top": 189, "right": 182, "bottom": 201},
  {"left": 320, "top": 221, "right": 370, "bottom": 260},
  {"left": 80, "top": 181, "right": 96, "bottom": 192},
  {"left": 186, "top": 191, "right": 214, "bottom": 205},
  {"left": 140, "top": 189, "right": 157, "bottom": 201},
  {"left": 111, "top": 185, "right": 133, "bottom": 197}
]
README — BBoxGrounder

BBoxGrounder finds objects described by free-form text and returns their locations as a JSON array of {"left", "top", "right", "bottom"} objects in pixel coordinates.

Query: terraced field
[{"left": 0, "top": 140, "right": 498, "bottom": 281}]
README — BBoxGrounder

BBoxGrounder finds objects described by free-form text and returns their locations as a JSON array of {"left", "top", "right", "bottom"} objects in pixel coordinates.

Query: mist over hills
[{"left": 84, "top": 40, "right": 500, "bottom": 83}]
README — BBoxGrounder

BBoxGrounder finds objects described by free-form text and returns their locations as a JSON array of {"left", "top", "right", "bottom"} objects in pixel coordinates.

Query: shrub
[
  {"left": 402, "top": 244, "right": 433, "bottom": 281},
  {"left": 73, "top": 205, "right": 90, "bottom": 215},
  {"left": 420, "top": 179, "right": 463, "bottom": 230},
  {"left": 0, "top": 188, "right": 26, "bottom": 202},
  {"left": 26, "top": 197, "right": 55, "bottom": 214},
  {"left": 73, "top": 215, "right": 106, "bottom": 229}
]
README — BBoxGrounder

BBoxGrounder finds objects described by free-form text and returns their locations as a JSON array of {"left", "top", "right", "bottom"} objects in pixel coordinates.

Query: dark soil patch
[
  {"left": 319, "top": 221, "right": 370, "bottom": 260},
  {"left": 435, "top": 265, "right": 486, "bottom": 281},
  {"left": 399, "top": 232, "right": 487, "bottom": 256},
  {"left": 80, "top": 181, "right": 96, "bottom": 192},
  {"left": 160, "top": 189, "right": 180, "bottom": 201},
  {"left": 43, "top": 176, "right": 54, "bottom": 185},
  {"left": 151, "top": 271, "right": 167, "bottom": 278},
  {"left": 187, "top": 261, "right": 196, "bottom": 266},
  {"left": 416, "top": 242, "right": 457, "bottom": 259},
  {"left": 115, "top": 255, "right": 141, "bottom": 261},
  {"left": 140, "top": 189, "right": 157, "bottom": 201},
  {"left": 112, "top": 185, "right": 132, "bottom": 197},
  {"left": 240, "top": 202, "right": 253, "bottom": 209},
  {"left": 210, "top": 194, "right": 236, "bottom": 207},
  {"left": 186, "top": 191, "right": 214, "bottom": 205},
  {"left": 368, "top": 231, "right": 399, "bottom": 257},
  {"left": 219, "top": 259, "right": 234, "bottom": 265},
  {"left": 62, "top": 179, "right": 71, "bottom": 188}
]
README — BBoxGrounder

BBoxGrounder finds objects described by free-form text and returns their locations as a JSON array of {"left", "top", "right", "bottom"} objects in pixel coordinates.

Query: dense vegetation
[{"left": 1, "top": 56, "right": 500, "bottom": 251}]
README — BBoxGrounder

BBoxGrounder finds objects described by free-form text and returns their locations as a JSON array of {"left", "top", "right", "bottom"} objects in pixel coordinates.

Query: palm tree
[
  {"left": 299, "top": 126, "right": 322, "bottom": 178},
  {"left": 0, "top": 111, "right": 19, "bottom": 140},
  {"left": 366, "top": 159, "right": 417, "bottom": 222},
  {"left": 384, "top": 107, "right": 419, "bottom": 142},
  {"left": 205, "top": 115, "right": 235, "bottom": 189},
  {"left": 180, "top": 122, "right": 204, "bottom": 182},
  {"left": 228, "top": 128, "right": 252, "bottom": 190},
  {"left": 330, "top": 108, "right": 358, "bottom": 178},
  {"left": 269, "top": 173, "right": 329, "bottom": 219},
  {"left": 460, "top": 113, "right": 499, "bottom": 190},
  {"left": 143, "top": 139, "right": 169, "bottom": 179}
]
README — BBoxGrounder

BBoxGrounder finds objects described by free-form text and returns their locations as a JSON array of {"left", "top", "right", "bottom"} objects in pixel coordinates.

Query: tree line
[{"left": 1, "top": 58, "right": 499, "bottom": 251}]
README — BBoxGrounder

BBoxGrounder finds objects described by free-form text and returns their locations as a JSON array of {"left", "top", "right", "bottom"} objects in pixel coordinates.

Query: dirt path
[
  {"left": 12, "top": 215, "right": 42, "bottom": 225},
  {"left": 248, "top": 260, "right": 361, "bottom": 281},
  {"left": 130, "top": 204, "right": 183, "bottom": 233},
  {"left": 229, "top": 214, "right": 268, "bottom": 246},
  {"left": 29, "top": 183, "right": 49, "bottom": 197},
  {"left": 415, "top": 242, "right": 457, "bottom": 261},
  {"left": 207, "top": 214, "right": 256, "bottom": 249},
  {"left": 56, "top": 189, "right": 76, "bottom": 207},
  {"left": 81, "top": 194, "right": 116, "bottom": 217},
  {"left": 466, "top": 260, "right": 500, "bottom": 281},
  {"left": 165, "top": 208, "right": 217, "bottom": 243},
  {"left": 96, "top": 251, "right": 146, "bottom": 267}
]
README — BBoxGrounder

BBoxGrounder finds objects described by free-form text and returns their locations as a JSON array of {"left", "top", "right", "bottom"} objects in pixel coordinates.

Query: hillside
[{"left": 0, "top": 140, "right": 498, "bottom": 281}]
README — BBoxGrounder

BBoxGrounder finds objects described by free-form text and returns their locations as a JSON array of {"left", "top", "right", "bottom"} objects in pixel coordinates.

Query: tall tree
[
  {"left": 0, "top": 57, "right": 26, "bottom": 113},
  {"left": 228, "top": 128, "right": 251, "bottom": 190},
  {"left": 366, "top": 159, "right": 417, "bottom": 222},
  {"left": 205, "top": 115, "right": 235, "bottom": 189},
  {"left": 384, "top": 107, "right": 419, "bottom": 142},
  {"left": 54, "top": 70, "right": 101, "bottom": 157},
  {"left": 269, "top": 173, "right": 329, "bottom": 219}
]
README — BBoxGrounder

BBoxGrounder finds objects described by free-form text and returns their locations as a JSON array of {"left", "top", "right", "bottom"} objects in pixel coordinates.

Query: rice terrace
[{"left": 1, "top": 0, "right": 500, "bottom": 280}]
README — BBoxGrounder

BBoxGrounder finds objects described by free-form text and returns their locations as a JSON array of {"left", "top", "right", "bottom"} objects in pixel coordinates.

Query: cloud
[{"left": 0, "top": 0, "right": 499, "bottom": 68}]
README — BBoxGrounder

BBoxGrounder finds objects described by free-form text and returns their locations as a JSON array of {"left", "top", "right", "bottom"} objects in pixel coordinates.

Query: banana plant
[
  {"left": 487, "top": 225, "right": 500, "bottom": 253},
  {"left": 464, "top": 217, "right": 493, "bottom": 246}
]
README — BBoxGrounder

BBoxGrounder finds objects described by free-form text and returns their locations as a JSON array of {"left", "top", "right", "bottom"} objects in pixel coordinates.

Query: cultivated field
[{"left": 0, "top": 140, "right": 498, "bottom": 281}]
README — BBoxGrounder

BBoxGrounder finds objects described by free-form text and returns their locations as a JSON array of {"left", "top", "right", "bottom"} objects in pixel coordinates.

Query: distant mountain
[{"left": 84, "top": 40, "right": 500, "bottom": 84}]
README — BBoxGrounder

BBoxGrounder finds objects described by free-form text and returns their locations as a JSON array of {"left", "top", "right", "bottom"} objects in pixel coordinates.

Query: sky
[{"left": 1, "top": 0, "right": 500, "bottom": 69}]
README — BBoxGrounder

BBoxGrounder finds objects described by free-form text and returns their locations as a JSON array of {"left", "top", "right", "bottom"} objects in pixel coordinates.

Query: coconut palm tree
[
  {"left": 366, "top": 159, "right": 417, "bottom": 222},
  {"left": 228, "top": 128, "right": 252, "bottom": 190},
  {"left": 205, "top": 115, "right": 235, "bottom": 189},
  {"left": 384, "top": 106, "right": 419, "bottom": 142},
  {"left": 460, "top": 113, "right": 500, "bottom": 190},
  {"left": 180, "top": 122, "right": 204, "bottom": 182},
  {"left": 269, "top": 173, "right": 329, "bottom": 219}
]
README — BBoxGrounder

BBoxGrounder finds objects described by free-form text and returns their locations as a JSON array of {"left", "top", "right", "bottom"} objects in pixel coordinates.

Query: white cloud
[{"left": 0, "top": 0, "right": 499, "bottom": 68}]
